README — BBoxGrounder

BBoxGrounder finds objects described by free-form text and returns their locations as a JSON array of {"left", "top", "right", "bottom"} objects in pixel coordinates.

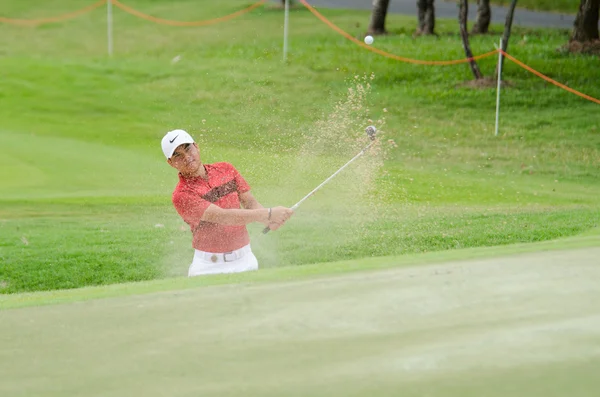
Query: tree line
[{"left": 368, "top": 0, "right": 599, "bottom": 47}]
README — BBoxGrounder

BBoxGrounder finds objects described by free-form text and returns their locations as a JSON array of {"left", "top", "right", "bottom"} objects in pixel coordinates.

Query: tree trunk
[
  {"left": 571, "top": 0, "right": 600, "bottom": 42},
  {"left": 459, "top": 0, "right": 483, "bottom": 79},
  {"left": 472, "top": 0, "right": 491, "bottom": 34},
  {"left": 368, "top": 0, "right": 391, "bottom": 35},
  {"left": 416, "top": 0, "right": 435, "bottom": 35},
  {"left": 497, "top": 0, "right": 518, "bottom": 79}
]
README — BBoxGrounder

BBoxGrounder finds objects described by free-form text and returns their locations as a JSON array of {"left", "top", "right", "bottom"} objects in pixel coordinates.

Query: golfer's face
[{"left": 170, "top": 143, "right": 200, "bottom": 173}]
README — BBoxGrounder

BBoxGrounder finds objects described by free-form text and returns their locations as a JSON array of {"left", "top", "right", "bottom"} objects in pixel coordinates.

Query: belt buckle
[
  {"left": 223, "top": 251, "right": 235, "bottom": 262},
  {"left": 210, "top": 254, "right": 218, "bottom": 263}
]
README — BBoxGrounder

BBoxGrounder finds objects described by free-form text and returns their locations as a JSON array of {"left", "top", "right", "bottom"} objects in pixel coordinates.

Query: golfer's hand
[{"left": 269, "top": 206, "right": 294, "bottom": 225}]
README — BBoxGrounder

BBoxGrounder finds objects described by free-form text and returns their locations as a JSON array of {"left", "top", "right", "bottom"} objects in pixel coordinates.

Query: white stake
[
  {"left": 107, "top": 0, "right": 113, "bottom": 56},
  {"left": 495, "top": 39, "right": 504, "bottom": 136},
  {"left": 283, "top": 0, "right": 290, "bottom": 62}
]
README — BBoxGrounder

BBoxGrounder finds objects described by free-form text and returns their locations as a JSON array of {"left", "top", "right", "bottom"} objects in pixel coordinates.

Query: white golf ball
[{"left": 364, "top": 35, "right": 374, "bottom": 45}]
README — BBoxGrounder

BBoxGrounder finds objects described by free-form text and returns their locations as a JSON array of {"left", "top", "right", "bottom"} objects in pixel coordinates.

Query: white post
[
  {"left": 283, "top": 0, "right": 290, "bottom": 62},
  {"left": 107, "top": 0, "right": 113, "bottom": 56},
  {"left": 494, "top": 39, "right": 504, "bottom": 137}
]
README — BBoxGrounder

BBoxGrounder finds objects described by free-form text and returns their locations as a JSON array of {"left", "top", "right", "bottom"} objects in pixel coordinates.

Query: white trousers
[{"left": 188, "top": 244, "right": 258, "bottom": 277}]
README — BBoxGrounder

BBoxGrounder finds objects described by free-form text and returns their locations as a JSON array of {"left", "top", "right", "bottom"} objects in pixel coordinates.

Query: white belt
[{"left": 194, "top": 244, "right": 251, "bottom": 263}]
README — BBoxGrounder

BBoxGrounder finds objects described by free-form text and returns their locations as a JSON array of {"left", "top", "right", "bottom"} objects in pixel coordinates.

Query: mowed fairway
[{"left": 2, "top": 246, "right": 600, "bottom": 397}]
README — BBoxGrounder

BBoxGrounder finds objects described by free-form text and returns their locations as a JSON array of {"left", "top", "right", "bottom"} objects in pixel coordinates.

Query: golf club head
[{"left": 365, "top": 125, "right": 377, "bottom": 141}]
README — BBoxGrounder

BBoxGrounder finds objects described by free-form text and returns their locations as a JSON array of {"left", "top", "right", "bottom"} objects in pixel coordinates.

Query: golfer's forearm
[{"left": 202, "top": 206, "right": 268, "bottom": 225}]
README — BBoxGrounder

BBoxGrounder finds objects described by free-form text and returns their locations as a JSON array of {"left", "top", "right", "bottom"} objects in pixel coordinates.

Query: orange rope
[
  {"left": 299, "top": 0, "right": 499, "bottom": 65},
  {"left": 112, "top": 0, "right": 267, "bottom": 27},
  {"left": 502, "top": 50, "right": 600, "bottom": 105},
  {"left": 0, "top": 0, "right": 107, "bottom": 26}
]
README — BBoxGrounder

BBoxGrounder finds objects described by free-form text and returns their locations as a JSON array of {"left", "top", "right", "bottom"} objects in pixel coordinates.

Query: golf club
[{"left": 263, "top": 125, "right": 378, "bottom": 234}]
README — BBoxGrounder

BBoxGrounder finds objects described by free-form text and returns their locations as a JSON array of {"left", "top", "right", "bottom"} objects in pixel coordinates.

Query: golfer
[{"left": 161, "top": 129, "right": 293, "bottom": 277}]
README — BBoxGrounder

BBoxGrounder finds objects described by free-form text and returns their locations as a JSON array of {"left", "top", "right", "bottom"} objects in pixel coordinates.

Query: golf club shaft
[{"left": 263, "top": 141, "right": 375, "bottom": 234}]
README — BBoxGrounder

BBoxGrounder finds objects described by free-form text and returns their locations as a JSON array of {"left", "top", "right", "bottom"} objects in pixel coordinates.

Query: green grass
[
  {"left": 492, "top": 0, "right": 576, "bottom": 14},
  {"left": 1, "top": 0, "right": 599, "bottom": 294},
  {"left": 2, "top": 230, "right": 599, "bottom": 310},
  {"left": 1, "top": 245, "right": 600, "bottom": 396}
]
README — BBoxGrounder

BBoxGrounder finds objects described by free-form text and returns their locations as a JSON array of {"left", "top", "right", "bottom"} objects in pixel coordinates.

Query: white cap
[{"left": 161, "top": 129, "right": 195, "bottom": 159}]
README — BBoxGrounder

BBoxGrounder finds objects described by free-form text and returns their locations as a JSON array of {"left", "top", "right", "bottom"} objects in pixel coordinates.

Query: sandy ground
[{"left": 1, "top": 247, "right": 599, "bottom": 397}]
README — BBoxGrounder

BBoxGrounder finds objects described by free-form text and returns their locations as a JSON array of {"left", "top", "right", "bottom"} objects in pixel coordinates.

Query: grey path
[{"left": 300, "top": 0, "right": 576, "bottom": 29}]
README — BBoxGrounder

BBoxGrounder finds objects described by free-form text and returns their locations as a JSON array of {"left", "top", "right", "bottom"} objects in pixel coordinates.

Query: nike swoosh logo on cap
[{"left": 169, "top": 135, "right": 179, "bottom": 144}]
